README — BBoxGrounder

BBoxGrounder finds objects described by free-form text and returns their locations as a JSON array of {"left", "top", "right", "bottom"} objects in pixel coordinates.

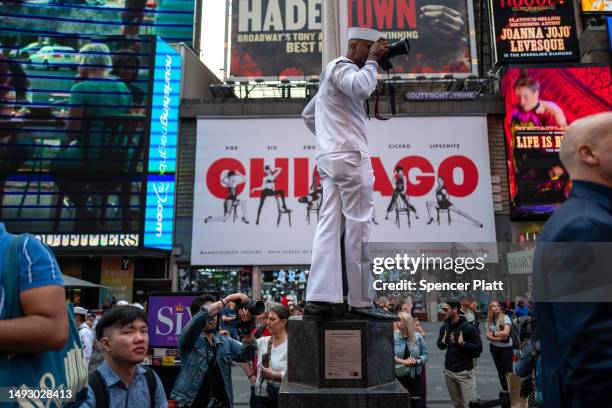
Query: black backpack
[{"left": 89, "top": 365, "right": 157, "bottom": 408}]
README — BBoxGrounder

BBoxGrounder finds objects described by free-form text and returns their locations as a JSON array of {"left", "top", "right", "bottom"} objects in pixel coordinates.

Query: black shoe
[
  {"left": 204, "top": 216, "right": 212, "bottom": 223},
  {"left": 348, "top": 303, "right": 399, "bottom": 321},
  {"left": 303, "top": 302, "right": 347, "bottom": 319},
  {"left": 242, "top": 217, "right": 250, "bottom": 224},
  {"left": 426, "top": 217, "right": 434, "bottom": 225}
]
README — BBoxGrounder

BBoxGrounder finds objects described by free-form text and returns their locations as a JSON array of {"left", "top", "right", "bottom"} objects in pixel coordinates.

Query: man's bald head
[{"left": 559, "top": 112, "right": 612, "bottom": 187}]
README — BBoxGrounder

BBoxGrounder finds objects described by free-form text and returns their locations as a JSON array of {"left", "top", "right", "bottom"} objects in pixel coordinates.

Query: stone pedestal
[{"left": 279, "top": 316, "right": 413, "bottom": 407}]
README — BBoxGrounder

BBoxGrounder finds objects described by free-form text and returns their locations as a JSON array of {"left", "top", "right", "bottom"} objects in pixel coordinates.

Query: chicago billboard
[{"left": 192, "top": 116, "right": 496, "bottom": 265}]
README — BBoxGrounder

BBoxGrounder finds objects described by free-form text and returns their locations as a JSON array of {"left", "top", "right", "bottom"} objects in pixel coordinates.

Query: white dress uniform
[{"left": 301, "top": 28, "right": 382, "bottom": 308}]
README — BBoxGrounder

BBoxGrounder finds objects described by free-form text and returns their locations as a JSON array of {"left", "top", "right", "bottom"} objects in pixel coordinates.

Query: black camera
[
  {"left": 235, "top": 299, "right": 265, "bottom": 336},
  {"left": 379, "top": 38, "right": 410, "bottom": 71},
  {"left": 236, "top": 299, "right": 265, "bottom": 316}
]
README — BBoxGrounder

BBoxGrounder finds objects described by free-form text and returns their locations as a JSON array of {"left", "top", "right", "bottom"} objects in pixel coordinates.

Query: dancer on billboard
[
  {"left": 205, "top": 170, "right": 250, "bottom": 224},
  {"left": 385, "top": 166, "right": 419, "bottom": 221},
  {"left": 301, "top": 27, "right": 397, "bottom": 321},
  {"left": 251, "top": 165, "right": 291, "bottom": 225},
  {"left": 511, "top": 71, "right": 568, "bottom": 129},
  {"left": 426, "top": 177, "right": 482, "bottom": 227}
]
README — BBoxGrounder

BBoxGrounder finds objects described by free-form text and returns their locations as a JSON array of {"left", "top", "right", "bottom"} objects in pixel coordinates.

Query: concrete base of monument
[
  {"left": 278, "top": 380, "right": 414, "bottom": 408},
  {"left": 286, "top": 315, "right": 396, "bottom": 388}
]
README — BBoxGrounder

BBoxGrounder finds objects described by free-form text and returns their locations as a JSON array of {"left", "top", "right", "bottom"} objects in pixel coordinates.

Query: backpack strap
[
  {"left": 1, "top": 235, "right": 29, "bottom": 319},
  {"left": 88, "top": 370, "right": 109, "bottom": 408},
  {"left": 142, "top": 365, "right": 158, "bottom": 408}
]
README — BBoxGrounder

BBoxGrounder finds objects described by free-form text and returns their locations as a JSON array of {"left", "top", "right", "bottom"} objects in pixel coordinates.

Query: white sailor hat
[
  {"left": 74, "top": 306, "right": 88, "bottom": 316},
  {"left": 348, "top": 27, "right": 385, "bottom": 42},
  {"left": 116, "top": 300, "right": 130, "bottom": 306}
]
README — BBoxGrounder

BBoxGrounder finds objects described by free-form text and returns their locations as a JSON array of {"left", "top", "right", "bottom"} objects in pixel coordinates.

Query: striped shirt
[{"left": 0, "top": 223, "right": 64, "bottom": 318}]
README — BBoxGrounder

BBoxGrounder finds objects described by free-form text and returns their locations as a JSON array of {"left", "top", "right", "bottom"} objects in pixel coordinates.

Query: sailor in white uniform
[{"left": 301, "top": 27, "right": 397, "bottom": 321}]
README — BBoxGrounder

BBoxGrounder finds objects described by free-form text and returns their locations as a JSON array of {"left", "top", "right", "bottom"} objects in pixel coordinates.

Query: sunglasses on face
[{"left": 442, "top": 307, "right": 450, "bottom": 312}]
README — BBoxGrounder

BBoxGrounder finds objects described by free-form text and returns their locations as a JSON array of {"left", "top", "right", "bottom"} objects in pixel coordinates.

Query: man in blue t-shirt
[{"left": 0, "top": 222, "right": 67, "bottom": 351}]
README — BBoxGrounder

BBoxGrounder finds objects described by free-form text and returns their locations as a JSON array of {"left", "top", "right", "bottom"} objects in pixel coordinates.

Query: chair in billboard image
[
  {"left": 393, "top": 197, "right": 412, "bottom": 228},
  {"left": 52, "top": 113, "right": 145, "bottom": 232},
  {"left": 304, "top": 194, "right": 322, "bottom": 225},
  {"left": 276, "top": 199, "right": 292, "bottom": 227}
]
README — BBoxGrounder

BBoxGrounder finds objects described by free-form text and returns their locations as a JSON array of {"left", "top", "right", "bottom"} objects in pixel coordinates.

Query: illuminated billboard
[
  {"left": 0, "top": 0, "right": 195, "bottom": 44},
  {"left": 502, "top": 66, "right": 612, "bottom": 220},
  {"left": 489, "top": 0, "right": 580, "bottom": 64},
  {"left": 0, "top": 35, "right": 178, "bottom": 250},
  {"left": 143, "top": 37, "right": 180, "bottom": 251},
  {"left": 581, "top": 0, "right": 612, "bottom": 13}
]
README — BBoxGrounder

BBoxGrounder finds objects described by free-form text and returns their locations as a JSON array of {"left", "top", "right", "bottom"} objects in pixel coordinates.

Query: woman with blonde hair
[
  {"left": 486, "top": 301, "right": 513, "bottom": 392},
  {"left": 394, "top": 312, "right": 428, "bottom": 407}
]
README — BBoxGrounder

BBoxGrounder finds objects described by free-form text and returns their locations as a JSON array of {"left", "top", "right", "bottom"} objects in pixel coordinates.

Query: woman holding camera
[{"left": 248, "top": 304, "right": 289, "bottom": 408}]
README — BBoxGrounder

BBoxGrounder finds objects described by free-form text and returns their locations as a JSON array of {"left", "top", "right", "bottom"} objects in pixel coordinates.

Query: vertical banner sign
[
  {"left": 502, "top": 67, "right": 612, "bottom": 219},
  {"left": 230, "top": 0, "right": 323, "bottom": 79},
  {"left": 100, "top": 258, "right": 135, "bottom": 303},
  {"left": 147, "top": 294, "right": 198, "bottom": 348},
  {"left": 342, "top": 0, "right": 479, "bottom": 77},
  {"left": 489, "top": 0, "right": 580, "bottom": 63},
  {"left": 144, "top": 37, "right": 181, "bottom": 250}
]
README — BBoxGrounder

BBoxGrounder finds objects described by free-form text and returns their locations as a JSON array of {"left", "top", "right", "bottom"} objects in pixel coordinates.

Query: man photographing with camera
[
  {"left": 171, "top": 293, "right": 257, "bottom": 408},
  {"left": 301, "top": 28, "right": 397, "bottom": 321}
]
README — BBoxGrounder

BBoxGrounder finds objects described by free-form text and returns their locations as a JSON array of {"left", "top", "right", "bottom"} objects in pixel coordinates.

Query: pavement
[{"left": 229, "top": 321, "right": 506, "bottom": 407}]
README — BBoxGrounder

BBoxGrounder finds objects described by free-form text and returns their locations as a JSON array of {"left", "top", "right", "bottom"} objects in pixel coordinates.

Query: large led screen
[
  {"left": 502, "top": 66, "right": 612, "bottom": 220},
  {"left": 0, "top": 34, "right": 161, "bottom": 250},
  {"left": 0, "top": 0, "right": 195, "bottom": 44}
]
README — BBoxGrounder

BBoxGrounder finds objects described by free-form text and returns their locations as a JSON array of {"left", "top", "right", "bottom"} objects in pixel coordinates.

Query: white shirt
[
  {"left": 302, "top": 57, "right": 378, "bottom": 158},
  {"left": 78, "top": 322, "right": 94, "bottom": 366},
  {"left": 254, "top": 336, "right": 288, "bottom": 396}
]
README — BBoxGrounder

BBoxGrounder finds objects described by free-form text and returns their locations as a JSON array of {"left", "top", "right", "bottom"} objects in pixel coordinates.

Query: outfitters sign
[
  {"left": 192, "top": 117, "right": 496, "bottom": 265},
  {"left": 230, "top": 0, "right": 323, "bottom": 79},
  {"left": 341, "top": 0, "right": 479, "bottom": 76},
  {"left": 502, "top": 66, "right": 612, "bottom": 219},
  {"left": 489, "top": 0, "right": 580, "bottom": 63}
]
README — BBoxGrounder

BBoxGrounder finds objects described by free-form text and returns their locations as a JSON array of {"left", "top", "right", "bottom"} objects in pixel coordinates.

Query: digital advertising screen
[
  {"left": 230, "top": 0, "right": 323, "bottom": 79},
  {"left": 340, "top": 0, "right": 479, "bottom": 77},
  {"left": 581, "top": 0, "right": 612, "bottom": 13},
  {"left": 0, "top": 0, "right": 195, "bottom": 44},
  {"left": 0, "top": 33, "right": 178, "bottom": 251},
  {"left": 502, "top": 66, "right": 612, "bottom": 220},
  {"left": 143, "top": 37, "right": 180, "bottom": 251},
  {"left": 489, "top": 0, "right": 580, "bottom": 64}
]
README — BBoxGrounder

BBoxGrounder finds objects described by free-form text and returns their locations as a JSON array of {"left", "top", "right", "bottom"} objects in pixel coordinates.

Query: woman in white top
[
  {"left": 249, "top": 304, "right": 289, "bottom": 408},
  {"left": 486, "top": 301, "right": 513, "bottom": 392}
]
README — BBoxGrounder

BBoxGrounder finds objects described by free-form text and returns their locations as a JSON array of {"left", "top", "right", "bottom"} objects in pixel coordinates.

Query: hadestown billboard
[{"left": 192, "top": 117, "right": 496, "bottom": 265}]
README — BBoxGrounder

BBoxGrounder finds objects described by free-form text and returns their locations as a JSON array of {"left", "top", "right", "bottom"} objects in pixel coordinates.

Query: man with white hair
[
  {"left": 301, "top": 28, "right": 396, "bottom": 321},
  {"left": 74, "top": 306, "right": 94, "bottom": 368},
  {"left": 534, "top": 112, "right": 612, "bottom": 408}
]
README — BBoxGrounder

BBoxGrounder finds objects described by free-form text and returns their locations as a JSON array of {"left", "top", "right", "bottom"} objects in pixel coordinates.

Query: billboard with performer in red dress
[{"left": 502, "top": 66, "right": 612, "bottom": 220}]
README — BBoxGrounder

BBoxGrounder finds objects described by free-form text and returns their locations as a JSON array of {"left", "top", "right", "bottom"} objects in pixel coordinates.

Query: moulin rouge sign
[
  {"left": 490, "top": 0, "right": 579, "bottom": 63},
  {"left": 206, "top": 155, "right": 479, "bottom": 199}
]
